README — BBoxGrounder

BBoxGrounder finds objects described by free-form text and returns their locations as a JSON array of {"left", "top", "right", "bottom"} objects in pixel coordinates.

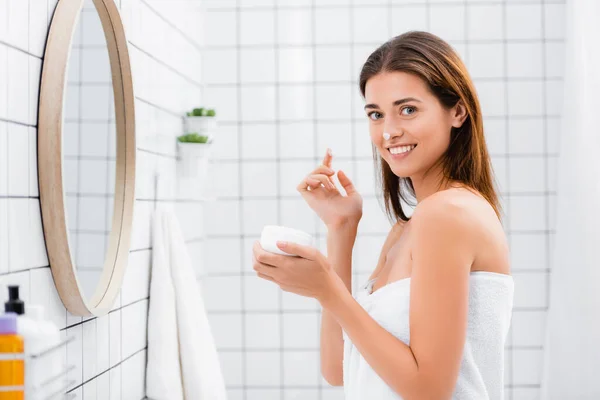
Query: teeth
[{"left": 389, "top": 145, "right": 416, "bottom": 155}]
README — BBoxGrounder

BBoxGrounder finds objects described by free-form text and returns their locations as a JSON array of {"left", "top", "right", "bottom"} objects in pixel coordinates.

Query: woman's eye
[
  {"left": 368, "top": 112, "right": 382, "bottom": 121},
  {"left": 401, "top": 106, "right": 416, "bottom": 116}
]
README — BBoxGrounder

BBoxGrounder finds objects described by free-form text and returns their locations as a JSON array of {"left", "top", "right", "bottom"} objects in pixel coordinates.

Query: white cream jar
[{"left": 260, "top": 225, "right": 314, "bottom": 257}]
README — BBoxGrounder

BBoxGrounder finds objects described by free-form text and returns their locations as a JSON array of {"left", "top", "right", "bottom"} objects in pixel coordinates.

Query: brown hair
[{"left": 359, "top": 31, "right": 501, "bottom": 223}]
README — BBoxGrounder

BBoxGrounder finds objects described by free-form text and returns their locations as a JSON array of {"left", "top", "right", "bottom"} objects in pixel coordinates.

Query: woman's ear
[{"left": 451, "top": 100, "right": 468, "bottom": 128}]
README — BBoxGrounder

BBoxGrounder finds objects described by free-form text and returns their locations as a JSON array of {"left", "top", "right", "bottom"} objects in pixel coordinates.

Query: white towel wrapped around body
[{"left": 342, "top": 271, "right": 514, "bottom": 400}]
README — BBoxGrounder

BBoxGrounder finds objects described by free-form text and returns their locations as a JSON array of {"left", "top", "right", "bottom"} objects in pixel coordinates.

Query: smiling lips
[{"left": 389, "top": 144, "right": 417, "bottom": 155}]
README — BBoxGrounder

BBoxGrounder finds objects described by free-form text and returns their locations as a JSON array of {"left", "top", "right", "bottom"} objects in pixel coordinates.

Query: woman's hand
[
  {"left": 252, "top": 240, "right": 344, "bottom": 305},
  {"left": 297, "top": 148, "right": 363, "bottom": 228}
]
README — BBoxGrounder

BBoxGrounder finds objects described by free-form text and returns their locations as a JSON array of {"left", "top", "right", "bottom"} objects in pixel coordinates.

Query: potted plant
[
  {"left": 184, "top": 107, "right": 217, "bottom": 141},
  {"left": 177, "top": 132, "right": 213, "bottom": 178}
]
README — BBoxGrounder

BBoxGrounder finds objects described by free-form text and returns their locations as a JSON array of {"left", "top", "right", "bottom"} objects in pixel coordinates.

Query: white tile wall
[
  {"left": 0, "top": 0, "right": 205, "bottom": 398},
  {"left": 203, "top": 0, "right": 566, "bottom": 398}
]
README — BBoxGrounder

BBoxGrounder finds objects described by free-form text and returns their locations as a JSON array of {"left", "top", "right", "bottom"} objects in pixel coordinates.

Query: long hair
[{"left": 359, "top": 31, "right": 501, "bottom": 223}]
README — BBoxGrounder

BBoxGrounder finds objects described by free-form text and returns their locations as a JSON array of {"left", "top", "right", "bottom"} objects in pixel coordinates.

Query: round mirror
[
  {"left": 38, "top": 0, "right": 135, "bottom": 316},
  {"left": 64, "top": 0, "right": 117, "bottom": 302}
]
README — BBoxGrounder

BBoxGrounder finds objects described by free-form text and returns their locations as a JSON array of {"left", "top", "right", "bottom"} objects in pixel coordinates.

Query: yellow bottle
[{"left": 0, "top": 313, "right": 24, "bottom": 400}]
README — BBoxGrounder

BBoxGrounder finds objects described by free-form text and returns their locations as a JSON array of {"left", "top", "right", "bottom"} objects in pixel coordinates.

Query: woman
[{"left": 252, "top": 31, "right": 514, "bottom": 399}]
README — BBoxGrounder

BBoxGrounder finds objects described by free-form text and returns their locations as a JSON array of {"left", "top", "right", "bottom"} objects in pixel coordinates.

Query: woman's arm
[
  {"left": 320, "top": 198, "right": 476, "bottom": 399},
  {"left": 321, "top": 219, "right": 407, "bottom": 385},
  {"left": 320, "top": 222, "right": 358, "bottom": 386}
]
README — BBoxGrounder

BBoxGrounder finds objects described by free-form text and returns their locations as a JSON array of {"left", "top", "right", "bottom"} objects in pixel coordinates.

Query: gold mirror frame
[{"left": 38, "top": 0, "right": 136, "bottom": 316}]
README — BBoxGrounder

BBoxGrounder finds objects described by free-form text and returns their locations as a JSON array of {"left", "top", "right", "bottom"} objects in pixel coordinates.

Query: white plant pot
[
  {"left": 185, "top": 116, "right": 218, "bottom": 139},
  {"left": 177, "top": 141, "right": 212, "bottom": 180}
]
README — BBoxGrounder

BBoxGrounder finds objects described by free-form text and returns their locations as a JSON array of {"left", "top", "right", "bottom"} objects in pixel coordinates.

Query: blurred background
[{"left": 0, "top": 0, "right": 567, "bottom": 399}]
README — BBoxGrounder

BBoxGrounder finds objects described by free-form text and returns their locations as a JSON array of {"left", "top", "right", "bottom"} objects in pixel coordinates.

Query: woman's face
[{"left": 364, "top": 71, "right": 466, "bottom": 179}]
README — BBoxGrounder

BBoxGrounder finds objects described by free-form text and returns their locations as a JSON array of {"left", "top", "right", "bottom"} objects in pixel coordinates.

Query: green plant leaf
[
  {"left": 177, "top": 132, "right": 209, "bottom": 143},
  {"left": 192, "top": 108, "right": 204, "bottom": 116},
  {"left": 206, "top": 109, "right": 216, "bottom": 117}
]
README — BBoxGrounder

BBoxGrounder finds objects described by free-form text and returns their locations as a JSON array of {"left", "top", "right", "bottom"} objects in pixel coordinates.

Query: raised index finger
[{"left": 322, "top": 148, "right": 333, "bottom": 168}]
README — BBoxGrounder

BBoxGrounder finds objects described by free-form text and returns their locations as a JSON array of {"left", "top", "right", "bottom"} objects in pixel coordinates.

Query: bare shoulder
[
  {"left": 412, "top": 188, "right": 488, "bottom": 226},
  {"left": 411, "top": 187, "right": 509, "bottom": 271},
  {"left": 410, "top": 187, "right": 504, "bottom": 245}
]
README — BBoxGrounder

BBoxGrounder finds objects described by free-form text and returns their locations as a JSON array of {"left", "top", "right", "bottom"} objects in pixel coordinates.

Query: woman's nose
[
  {"left": 383, "top": 117, "right": 403, "bottom": 137},
  {"left": 382, "top": 124, "right": 403, "bottom": 139}
]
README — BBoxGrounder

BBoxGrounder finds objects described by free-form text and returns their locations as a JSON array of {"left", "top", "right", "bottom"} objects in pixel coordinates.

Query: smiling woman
[
  {"left": 359, "top": 31, "right": 500, "bottom": 223},
  {"left": 253, "top": 30, "right": 514, "bottom": 400},
  {"left": 335, "top": 30, "right": 513, "bottom": 399}
]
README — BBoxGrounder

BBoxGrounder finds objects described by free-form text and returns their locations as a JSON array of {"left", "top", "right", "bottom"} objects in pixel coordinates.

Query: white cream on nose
[{"left": 383, "top": 132, "right": 391, "bottom": 140}]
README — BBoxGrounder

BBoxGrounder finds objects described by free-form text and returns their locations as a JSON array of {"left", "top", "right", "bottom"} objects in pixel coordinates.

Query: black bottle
[{"left": 5, "top": 285, "right": 25, "bottom": 315}]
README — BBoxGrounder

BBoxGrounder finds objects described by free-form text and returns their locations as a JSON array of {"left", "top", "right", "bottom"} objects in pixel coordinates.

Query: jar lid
[{"left": 261, "top": 225, "right": 313, "bottom": 244}]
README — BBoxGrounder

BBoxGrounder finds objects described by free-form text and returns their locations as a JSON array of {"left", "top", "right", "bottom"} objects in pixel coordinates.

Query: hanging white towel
[
  {"left": 147, "top": 206, "right": 227, "bottom": 399},
  {"left": 165, "top": 208, "right": 228, "bottom": 400},
  {"left": 146, "top": 207, "right": 184, "bottom": 400}
]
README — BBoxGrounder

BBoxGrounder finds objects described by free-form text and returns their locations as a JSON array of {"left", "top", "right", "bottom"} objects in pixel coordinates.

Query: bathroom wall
[
  {"left": 0, "top": 0, "right": 205, "bottom": 398},
  {"left": 201, "top": 0, "right": 565, "bottom": 399}
]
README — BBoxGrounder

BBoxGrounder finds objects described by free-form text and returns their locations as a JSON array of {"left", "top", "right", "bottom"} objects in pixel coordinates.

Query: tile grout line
[
  {"left": 540, "top": 0, "right": 551, "bottom": 330},
  {"left": 138, "top": 0, "right": 203, "bottom": 52},
  {"left": 204, "top": 76, "right": 564, "bottom": 88},
  {"left": 205, "top": 305, "right": 550, "bottom": 315},
  {"left": 6, "top": 0, "right": 10, "bottom": 278},
  {"left": 233, "top": 1, "right": 247, "bottom": 398},
  {"left": 0, "top": 152, "right": 567, "bottom": 169},
  {"left": 204, "top": 37, "right": 566, "bottom": 51},
  {"left": 501, "top": 1, "right": 514, "bottom": 397},
  {"left": 197, "top": 267, "right": 551, "bottom": 280},
  {"left": 204, "top": 0, "right": 565, "bottom": 12},
  {"left": 271, "top": 1, "right": 286, "bottom": 398},
  {"left": 0, "top": 40, "right": 44, "bottom": 60},
  {"left": 310, "top": 1, "right": 323, "bottom": 394},
  {"left": 197, "top": 227, "right": 556, "bottom": 240},
  {"left": 215, "top": 344, "right": 545, "bottom": 352},
  {"left": 127, "top": 40, "right": 203, "bottom": 88},
  {"left": 74, "top": 2, "right": 85, "bottom": 330},
  {"left": 66, "top": 346, "right": 148, "bottom": 395},
  {"left": 104, "top": 77, "right": 112, "bottom": 259},
  {"left": 193, "top": 114, "right": 564, "bottom": 125},
  {"left": 27, "top": 2, "right": 32, "bottom": 391}
]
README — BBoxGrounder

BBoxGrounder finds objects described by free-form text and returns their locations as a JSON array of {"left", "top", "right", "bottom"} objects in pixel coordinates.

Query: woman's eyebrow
[{"left": 364, "top": 97, "right": 422, "bottom": 110}]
